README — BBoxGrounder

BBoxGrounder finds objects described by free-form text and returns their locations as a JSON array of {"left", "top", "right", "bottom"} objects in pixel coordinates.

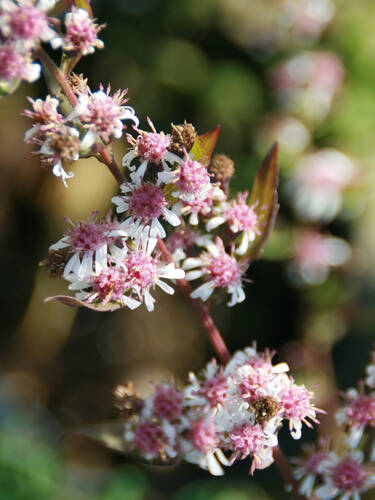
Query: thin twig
[
  {"left": 157, "top": 237, "right": 231, "bottom": 364},
  {"left": 36, "top": 47, "right": 125, "bottom": 185}
]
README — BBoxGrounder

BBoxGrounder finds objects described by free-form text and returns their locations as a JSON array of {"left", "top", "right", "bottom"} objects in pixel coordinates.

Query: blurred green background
[{"left": 1, "top": 0, "right": 375, "bottom": 498}]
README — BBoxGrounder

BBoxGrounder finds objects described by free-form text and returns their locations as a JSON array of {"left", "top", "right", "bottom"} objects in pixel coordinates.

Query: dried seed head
[
  {"left": 39, "top": 248, "right": 70, "bottom": 278},
  {"left": 208, "top": 153, "right": 235, "bottom": 195},
  {"left": 252, "top": 396, "right": 280, "bottom": 426},
  {"left": 47, "top": 130, "right": 81, "bottom": 161},
  {"left": 209, "top": 154, "right": 235, "bottom": 182},
  {"left": 113, "top": 383, "right": 144, "bottom": 418},
  {"left": 170, "top": 121, "right": 197, "bottom": 156},
  {"left": 68, "top": 72, "right": 88, "bottom": 95}
]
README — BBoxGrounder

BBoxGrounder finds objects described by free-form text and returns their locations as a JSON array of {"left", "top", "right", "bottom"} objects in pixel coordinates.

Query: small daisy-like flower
[
  {"left": 292, "top": 445, "right": 330, "bottom": 497},
  {"left": 173, "top": 184, "right": 225, "bottom": 226},
  {"left": 228, "top": 421, "right": 277, "bottom": 474},
  {"left": 183, "top": 237, "right": 248, "bottom": 306},
  {"left": 0, "top": 0, "right": 58, "bottom": 48},
  {"left": 175, "top": 154, "right": 211, "bottom": 199},
  {"left": 112, "top": 174, "right": 181, "bottom": 241},
  {"left": 280, "top": 377, "right": 322, "bottom": 439},
  {"left": 182, "top": 417, "right": 229, "bottom": 476},
  {"left": 60, "top": 7, "right": 104, "bottom": 55},
  {"left": 123, "top": 237, "right": 185, "bottom": 312},
  {"left": 336, "top": 388, "right": 375, "bottom": 449},
  {"left": 49, "top": 211, "right": 124, "bottom": 280},
  {"left": 315, "top": 451, "right": 375, "bottom": 500},
  {"left": 184, "top": 359, "right": 228, "bottom": 410},
  {"left": 73, "top": 84, "right": 138, "bottom": 143},
  {"left": 207, "top": 191, "right": 260, "bottom": 255},
  {"left": 126, "top": 419, "right": 178, "bottom": 462},
  {"left": 123, "top": 118, "right": 181, "bottom": 179},
  {"left": 0, "top": 42, "right": 40, "bottom": 84},
  {"left": 24, "top": 94, "right": 64, "bottom": 139}
]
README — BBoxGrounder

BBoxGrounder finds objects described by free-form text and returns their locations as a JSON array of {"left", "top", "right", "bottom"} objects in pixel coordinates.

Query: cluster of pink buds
[
  {"left": 291, "top": 351, "right": 375, "bottom": 499},
  {"left": 116, "top": 344, "right": 322, "bottom": 476},
  {"left": 0, "top": 1, "right": 104, "bottom": 93}
]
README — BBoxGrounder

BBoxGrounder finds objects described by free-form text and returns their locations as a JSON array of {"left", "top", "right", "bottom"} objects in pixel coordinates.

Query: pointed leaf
[
  {"left": 245, "top": 142, "right": 279, "bottom": 261},
  {"left": 44, "top": 295, "right": 122, "bottom": 312},
  {"left": 190, "top": 125, "right": 220, "bottom": 165}
]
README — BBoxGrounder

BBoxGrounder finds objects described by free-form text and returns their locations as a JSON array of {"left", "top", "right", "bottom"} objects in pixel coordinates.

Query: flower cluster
[
  {"left": 117, "top": 344, "right": 322, "bottom": 475},
  {"left": 0, "top": 2, "right": 104, "bottom": 93},
  {"left": 42, "top": 116, "right": 264, "bottom": 309},
  {"left": 292, "top": 352, "right": 375, "bottom": 499},
  {"left": 24, "top": 84, "right": 138, "bottom": 185}
]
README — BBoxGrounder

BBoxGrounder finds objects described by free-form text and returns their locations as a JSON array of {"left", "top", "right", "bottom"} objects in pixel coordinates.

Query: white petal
[
  {"left": 191, "top": 281, "right": 215, "bottom": 301},
  {"left": 156, "top": 279, "right": 174, "bottom": 295}
]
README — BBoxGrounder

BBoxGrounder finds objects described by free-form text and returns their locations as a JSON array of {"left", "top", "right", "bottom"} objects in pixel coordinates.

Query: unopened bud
[{"left": 39, "top": 248, "right": 70, "bottom": 278}]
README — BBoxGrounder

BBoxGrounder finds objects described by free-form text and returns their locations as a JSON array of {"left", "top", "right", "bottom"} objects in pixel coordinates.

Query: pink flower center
[
  {"left": 226, "top": 193, "right": 259, "bottom": 233},
  {"left": 153, "top": 386, "right": 183, "bottom": 420},
  {"left": 229, "top": 423, "right": 264, "bottom": 458},
  {"left": 134, "top": 421, "right": 164, "bottom": 455},
  {"left": 0, "top": 45, "right": 24, "bottom": 80},
  {"left": 128, "top": 182, "right": 166, "bottom": 220},
  {"left": 347, "top": 395, "right": 375, "bottom": 427},
  {"left": 85, "top": 93, "right": 122, "bottom": 139},
  {"left": 185, "top": 194, "right": 213, "bottom": 215},
  {"left": 66, "top": 16, "right": 98, "bottom": 50},
  {"left": 10, "top": 7, "right": 48, "bottom": 40},
  {"left": 191, "top": 419, "right": 217, "bottom": 454},
  {"left": 202, "top": 375, "right": 227, "bottom": 407},
  {"left": 332, "top": 459, "right": 367, "bottom": 492},
  {"left": 136, "top": 132, "right": 170, "bottom": 165},
  {"left": 125, "top": 251, "right": 157, "bottom": 289},
  {"left": 238, "top": 365, "right": 271, "bottom": 402},
  {"left": 69, "top": 220, "right": 115, "bottom": 251},
  {"left": 178, "top": 157, "right": 210, "bottom": 194},
  {"left": 281, "top": 383, "right": 312, "bottom": 420},
  {"left": 206, "top": 253, "right": 241, "bottom": 288},
  {"left": 91, "top": 268, "right": 128, "bottom": 303},
  {"left": 304, "top": 451, "right": 328, "bottom": 473}
]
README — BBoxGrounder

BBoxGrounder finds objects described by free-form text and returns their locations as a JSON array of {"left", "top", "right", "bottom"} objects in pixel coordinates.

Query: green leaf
[
  {"left": 190, "top": 125, "right": 220, "bottom": 164},
  {"left": 44, "top": 295, "right": 122, "bottom": 312},
  {"left": 245, "top": 142, "right": 279, "bottom": 261}
]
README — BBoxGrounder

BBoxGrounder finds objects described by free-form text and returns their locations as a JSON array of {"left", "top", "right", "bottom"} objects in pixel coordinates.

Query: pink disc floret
[
  {"left": 202, "top": 375, "right": 228, "bottom": 407},
  {"left": 91, "top": 268, "right": 128, "bottom": 304},
  {"left": 9, "top": 6, "right": 49, "bottom": 41},
  {"left": 347, "top": 394, "right": 375, "bottom": 427},
  {"left": 0, "top": 44, "right": 25, "bottom": 80},
  {"left": 229, "top": 423, "right": 264, "bottom": 460},
  {"left": 128, "top": 182, "right": 166, "bottom": 220},
  {"left": 226, "top": 191, "right": 259, "bottom": 233},
  {"left": 191, "top": 419, "right": 217, "bottom": 454},
  {"left": 136, "top": 132, "right": 170, "bottom": 164},
  {"left": 69, "top": 215, "right": 116, "bottom": 252},
  {"left": 207, "top": 252, "right": 242, "bottom": 288},
  {"left": 304, "top": 451, "right": 328, "bottom": 473},
  {"left": 153, "top": 386, "right": 183, "bottom": 420},
  {"left": 134, "top": 421, "right": 165, "bottom": 455},
  {"left": 125, "top": 251, "right": 158, "bottom": 289},
  {"left": 178, "top": 157, "right": 210, "bottom": 194},
  {"left": 332, "top": 458, "right": 367, "bottom": 492}
]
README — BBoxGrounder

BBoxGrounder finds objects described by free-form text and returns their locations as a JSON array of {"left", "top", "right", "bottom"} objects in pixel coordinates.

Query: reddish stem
[
  {"left": 273, "top": 447, "right": 317, "bottom": 500},
  {"left": 36, "top": 47, "right": 125, "bottom": 185},
  {"left": 157, "top": 237, "right": 231, "bottom": 364}
]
